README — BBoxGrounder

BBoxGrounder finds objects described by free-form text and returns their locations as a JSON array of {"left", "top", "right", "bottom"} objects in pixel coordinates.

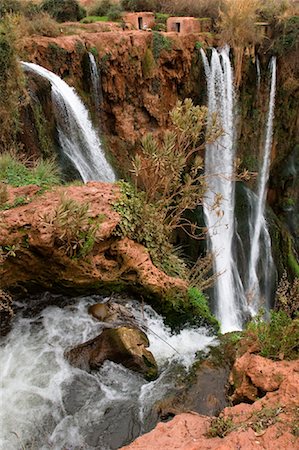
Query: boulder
[
  {"left": 66, "top": 326, "right": 158, "bottom": 381},
  {"left": 122, "top": 354, "right": 299, "bottom": 449},
  {"left": 88, "top": 301, "right": 136, "bottom": 326}
]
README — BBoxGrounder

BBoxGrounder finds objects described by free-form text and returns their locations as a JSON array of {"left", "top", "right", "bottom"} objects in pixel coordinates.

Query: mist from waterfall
[
  {"left": 22, "top": 62, "right": 115, "bottom": 183},
  {"left": 88, "top": 52, "right": 103, "bottom": 111},
  {"left": 246, "top": 57, "right": 277, "bottom": 314},
  {"left": 201, "top": 47, "right": 247, "bottom": 333}
]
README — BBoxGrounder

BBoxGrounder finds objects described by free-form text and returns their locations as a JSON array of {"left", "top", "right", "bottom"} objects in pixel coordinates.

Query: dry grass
[
  {"left": 157, "top": 0, "right": 222, "bottom": 19},
  {"left": 26, "top": 12, "right": 60, "bottom": 37},
  {"left": 218, "top": 0, "right": 259, "bottom": 86}
]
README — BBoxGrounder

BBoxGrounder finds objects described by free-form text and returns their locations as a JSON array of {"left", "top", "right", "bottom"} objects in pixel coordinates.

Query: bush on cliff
[
  {"left": 0, "top": 15, "right": 25, "bottom": 150},
  {"left": 121, "top": 0, "right": 158, "bottom": 13},
  {"left": 41, "top": 0, "right": 86, "bottom": 22},
  {"left": 244, "top": 309, "right": 299, "bottom": 360}
]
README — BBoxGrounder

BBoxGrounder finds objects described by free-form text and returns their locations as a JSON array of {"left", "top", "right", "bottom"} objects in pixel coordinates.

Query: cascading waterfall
[
  {"left": 200, "top": 47, "right": 247, "bottom": 333},
  {"left": 0, "top": 296, "right": 216, "bottom": 450},
  {"left": 88, "top": 52, "right": 103, "bottom": 111},
  {"left": 246, "top": 57, "right": 276, "bottom": 314},
  {"left": 256, "top": 56, "right": 261, "bottom": 90},
  {"left": 201, "top": 49, "right": 276, "bottom": 331},
  {"left": 22, "top": 62, "right": 115, "bottom": 183}
]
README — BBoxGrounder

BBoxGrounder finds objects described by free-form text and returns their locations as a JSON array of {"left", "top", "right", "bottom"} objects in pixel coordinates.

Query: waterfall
[
  {"left": 22, "top": 62, "right": 115, "bottom": 183},
  {"left": 256, "top": 56, "right": 261, "bottom": 90},
  {"left": 200, "top": 47, "right": 247, "bottom": 333},
  {"left": 88, "top": 52, "right": 103, "bottom": 111},
  {"left": 246, "top": 57, "right": 276, "bottom": 314},
  {"left": 0, "top": 296, "right": 216, "bottom": 449}
]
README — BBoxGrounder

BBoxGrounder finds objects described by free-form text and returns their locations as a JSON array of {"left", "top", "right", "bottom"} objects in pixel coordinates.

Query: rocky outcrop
[
  {"left": 0, "top": 182, "right": 187, "bottom": 298},
  {"left": 122, "top": 353, "right": 299, "bottom": 449},
  {"left": 22, "top": 31, "right": 213, "bottom": 171},
  {"left": 66, "top": 326, "right": 158, "bottom": 381}
]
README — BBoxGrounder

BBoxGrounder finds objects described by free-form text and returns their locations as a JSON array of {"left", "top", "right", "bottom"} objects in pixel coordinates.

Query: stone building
[
  {"left": 123, "top": 12, "right": 155, "bottom": 30},
  {"left": 167, "top": 17, "right": 211, "bottom": 34}
]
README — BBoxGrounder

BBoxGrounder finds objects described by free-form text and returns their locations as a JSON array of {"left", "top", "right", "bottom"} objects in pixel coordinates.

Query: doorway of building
[
  {"left": 138, "top": 17, "right": 143, "bottom": 29},
  {"left": 175, "top": 22, "right": 181, "bottom": 32}
]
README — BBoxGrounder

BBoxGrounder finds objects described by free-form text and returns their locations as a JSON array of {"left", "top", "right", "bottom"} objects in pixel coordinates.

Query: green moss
[
  {"left": 152, "top": 31, "right": 172, "bottom": 60},
  {"left": 188, "top": 287, "right": 220, "bottom": 331},
  {"left": 32, "top": 103, "right": 53, "bottom": 158},
  {"left": 47, "top": 43, "right": 68, "bottom": 72},
  {"left": 288, "top": 251, "right": 299, "bottom": 277},
  {"left": 153, "top": 286, "right": 219, "bottom": 333},
  {"left": 142, "top": 47, "right": 155, "bottom": 78}
]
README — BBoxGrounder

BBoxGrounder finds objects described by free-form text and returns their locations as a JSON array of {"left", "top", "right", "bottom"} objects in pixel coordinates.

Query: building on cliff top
[
  {"left": 167, "top": 17, "right": 211, "bottom": 34},
  {"left": 123, "top": 12, "right": 155, "bottom": 30}
]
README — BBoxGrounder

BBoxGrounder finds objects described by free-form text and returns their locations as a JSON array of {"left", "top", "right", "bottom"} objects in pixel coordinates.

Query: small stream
[{"left": 0, "top": 295, "right": 217, "bottom": 450}]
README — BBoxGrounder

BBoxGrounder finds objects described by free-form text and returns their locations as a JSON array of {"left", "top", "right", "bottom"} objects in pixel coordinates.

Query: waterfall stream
[
  {"left": 246, "top": 57, "right": 276, "bottom": 314},
  {"left": 22, "top": 62, "right": 115, "bottom": 183},
  {"left": 201, "top": 49, "right": 276, "bottom": 332},
  {"left": 88, "top": 53, "right": 103, "bottom": 111},
  {"left": 201, "top": 47, "right": 247, "bottom": 333},
  {"left": 0, "top": 296, "right": 216, "bottom": 450}
]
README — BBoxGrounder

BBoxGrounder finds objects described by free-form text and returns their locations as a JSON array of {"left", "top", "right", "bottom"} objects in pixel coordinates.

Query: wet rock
[
  {"left": 155, "top": 361, "right": 230, "bottom": 420},
  {"left": 66, "top": 326, "right": 158, "bottom": 381},
  {"left": 88, "top": 301, "right": 136, "bottom": 326},
  {"left": 122, "top": 355, "right": 299, "bottom": 449}
]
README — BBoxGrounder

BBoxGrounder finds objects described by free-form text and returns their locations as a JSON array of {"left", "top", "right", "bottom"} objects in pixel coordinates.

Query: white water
[
  {"left": 256, "top": 56, "right": 261, "bottom": 90},
  {"left": 201, "top": 47, "right": 247, "bottom": 333},
  {"left": 22, "top": 62, "right": 115, "bottom": 183},
  {"left": 247, "top": 57, "right": 276, "bottom": 314},
  {"left": 88, "top": 53, "right": 103, "bottom": 111},
  {"left": 0, "top": 297, "right": 216, "bottom": 450}
]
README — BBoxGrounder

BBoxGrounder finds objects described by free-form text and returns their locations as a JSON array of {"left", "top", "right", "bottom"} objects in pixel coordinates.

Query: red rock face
[
  {"left": 122, "top": 353, "right": 299, "bottom": 449},
  {"left": 22, "top": 31, "right": 213, "bottom": 172},
  {"left": 0, "top": 182, "right": 187, "bottom": 297}
]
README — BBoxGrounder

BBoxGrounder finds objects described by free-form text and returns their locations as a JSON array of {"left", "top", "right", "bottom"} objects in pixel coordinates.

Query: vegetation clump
[
  {"left": 152, "top": 31, "right": 172, "bottom": 60},
  {"left": 41, "top": 195, "right": 102, "bottom": 258},
  {"left": 207, "top": 416, "right": 234, "bottom": 438},
  {"left": 0, "top": 15, "right": 26, "bottom": 150},
  {"left": 0, "top": 153, "right": 61, "bottom": 189},
  {"left": 41, "top": 0, "right": 86, "bottom": 22},
  {"left": 244, "top": 308, "right": 299, "bottom": 360}
]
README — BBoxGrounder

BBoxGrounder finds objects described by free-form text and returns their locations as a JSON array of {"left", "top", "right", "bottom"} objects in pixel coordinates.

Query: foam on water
[{"left": 0, "top": 297, "right": 217, "bottom": 450}]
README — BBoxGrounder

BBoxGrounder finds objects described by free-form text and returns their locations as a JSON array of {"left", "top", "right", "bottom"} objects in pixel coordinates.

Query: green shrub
[
  {"left": 113, "top": 181, "right": 186, "bottom": 278},
  {"left": 188, "top": 287, "right": 220, "bottom": 331},
  {"left": 41, "top": 0, "right": 86, "bottom": 22},
  {"left": 207, "top": 416, "right": 234, "bottom": 438},
  {"left": 152, "top": 31, "right": 172, "bottom": 60},
  {"left": 245, "top": 309, "right": 299, "bottom": 360},
  {"left": 121, "top": 0, "right": 158, "bottom": 12},
  {"left": 0, "top": 16, "right": 25, "bottom": 149},
  {"left": 142, "top": 47, "right": 155, "bottom": 77},
  {"left": 88, "top": 0, "right": 113, "bottom": 16},
  {"left": 42, "top": 195, "right": 101, "bottom": 258},
  {"left": 273, "top": 15, "right": 299, "bottom": 54},
  {"left": 0, "top": 154, "right": 61, "bottom": 188},
  {"left": 107, "top": 4, "right": 123, "bottom": 21},
  {"left": 0, "top": 0, "right": 22, "bottom": 16}
]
